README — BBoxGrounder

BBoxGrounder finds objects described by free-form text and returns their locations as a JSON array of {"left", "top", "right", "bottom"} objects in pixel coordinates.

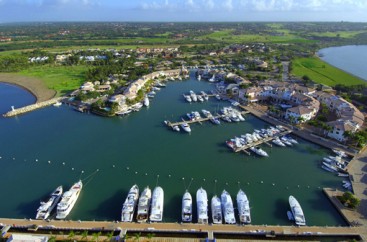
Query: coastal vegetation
[
  {"left": 338, "top": 191, "right": 361, "bottom": 209},
  {"left": 291, "top": 57, "right": 366, "bottom": 87}
]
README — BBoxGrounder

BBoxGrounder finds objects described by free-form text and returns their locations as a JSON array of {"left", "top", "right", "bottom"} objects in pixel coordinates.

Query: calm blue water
[
  {"left": 318, "top": 45, "right": 367, "bottom": 81},
  {"left": 0, "top": 77, "right": 346, "bottom": 226}
]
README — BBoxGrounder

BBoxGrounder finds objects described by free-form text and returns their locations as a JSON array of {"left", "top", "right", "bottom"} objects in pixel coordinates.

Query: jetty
[
  {"left": 3, "top": 97, "right": 63, "bottom": 117},
  {"left": 233, "top": 130, "right": 292, "bottom": 153},
  {"left": 166, "top": 111, "right": 250, "bottom": 127}
]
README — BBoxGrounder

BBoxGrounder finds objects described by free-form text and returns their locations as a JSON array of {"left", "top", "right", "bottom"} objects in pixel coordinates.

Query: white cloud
[
  {"left": 203, "top": 0, "right": 214, "bottom": 9},
  {"left": 223, "top": 0, "right": 233, "bottom": 11}
]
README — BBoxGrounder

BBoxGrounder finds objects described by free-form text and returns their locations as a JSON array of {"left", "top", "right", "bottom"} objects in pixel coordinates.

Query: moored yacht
[
  {"left": 189, "top": 90, "right": 198, "bottom": 102},
  {"left": 181, "top": 191, "right": 192, "bottom": 222},
  {"left": 136, "top": 186, "right": 151, "bottom": 223},
  {"left": 211, "top": 195, "right": 222, "bottom": 224},
  {"left": 144, "top": 96, "right": 150, "bottom": 107},
  {"left": 180, "top": 122, "right": 191, "bottom": 133},
  {"left": 150, "top": 186, "right": 164, "bottom": 222},
  {"left": 272, "top": 137, "right": 286, "bottom": 147},
  {"left": 249, "top": 147, "right": 269, "bottom": 157},
  {"left": 56, "top": 180, "right": 82, "bottom": 219},
  {"left": 221, "top": 190, "right": 236, "bottom": 224},
  {"left": 200, "top": 91, "right": 209, "bottom": 100},
  {"left": 121, "top": 184, "right": 139, "bottom": 222},
  {"left": 289, "top": 195, "right": 306, "bottom": 226},
  {"left": 237, "top": 189, "right": 251, "bottom": 224},
  {"left": 36, "top": 186, "right": 63, "bottom": 220},
  {"left": 183, "top": 94, "right": 192, "bottom": 103},
  {"left": 196, "top": 187, "right": 208, "bottom": 224}
]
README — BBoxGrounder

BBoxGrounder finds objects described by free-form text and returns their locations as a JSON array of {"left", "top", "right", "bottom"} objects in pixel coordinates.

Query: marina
[{"left": 0, "top": 78, "right": 352, "bottom": 227}]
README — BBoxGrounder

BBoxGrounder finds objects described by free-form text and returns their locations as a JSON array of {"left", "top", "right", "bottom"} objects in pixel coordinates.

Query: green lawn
[
  {"left": 307, "top": 30, "right": 367, "bottom": 38},
  {"left": 19, "top": 65, "right": 88, "bottom": 96},
  {"left": 291, "top": 57, "right": 366, "bottom": 86}
]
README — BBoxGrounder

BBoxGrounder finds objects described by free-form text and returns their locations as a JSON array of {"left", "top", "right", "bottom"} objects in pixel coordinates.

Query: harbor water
[{"left": 0, "top": 78, "right": 346, "bottom": 226}]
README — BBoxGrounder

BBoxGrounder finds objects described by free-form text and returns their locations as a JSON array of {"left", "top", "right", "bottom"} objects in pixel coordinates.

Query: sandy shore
[{"left": 0, "top": 73, "right": 56, "bottom": 102}]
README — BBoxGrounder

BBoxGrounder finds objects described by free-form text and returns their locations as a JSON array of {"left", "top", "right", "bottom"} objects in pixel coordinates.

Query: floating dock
[
  {"left": 166, "top": 111, "right": 250, "bottom": 127},
  {"left": 232, "top": 130, "right": 292, "bottom": 153}
]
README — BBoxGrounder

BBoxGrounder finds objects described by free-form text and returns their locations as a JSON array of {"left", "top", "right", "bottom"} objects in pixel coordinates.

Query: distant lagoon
[{"left": 318, "top": 45, "right": 367, "bottom": 81}]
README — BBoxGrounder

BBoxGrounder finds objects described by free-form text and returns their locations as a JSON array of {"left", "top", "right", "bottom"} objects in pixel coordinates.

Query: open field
[
  {"left": 306, "top": 30, "right": 367, "bottom": 38},
  {"left": 19, "top": 65, "right": 87, "bottom": 96},
  {"left": 291, "top": 57, "right": 366, "bottom": 86}
]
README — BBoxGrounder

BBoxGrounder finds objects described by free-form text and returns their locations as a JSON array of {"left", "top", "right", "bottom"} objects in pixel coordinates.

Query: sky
[{"left": 0, "top": 0, "right": 367, "bottom": 23}]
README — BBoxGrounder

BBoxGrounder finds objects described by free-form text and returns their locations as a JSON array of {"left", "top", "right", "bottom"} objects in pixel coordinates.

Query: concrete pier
[{"left": 3, "top": 97, "right": 63, "bottom": 117}]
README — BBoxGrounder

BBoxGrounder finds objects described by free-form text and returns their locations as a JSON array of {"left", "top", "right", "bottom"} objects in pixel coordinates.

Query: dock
[
  {"left": 166, "top": 111, "right": 250, "bottom": 127},
  {"left": 233, "top": 130, "right": 292, "bottom": 153}
]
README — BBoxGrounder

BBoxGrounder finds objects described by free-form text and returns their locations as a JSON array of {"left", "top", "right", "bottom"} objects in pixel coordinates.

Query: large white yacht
[
  {"left": 136, "top": 186, "right": 151, "bottom": 223},
  {"left": 237, "top": 189, "right": 251, "bottom": 224},
  {"left": 181, "top": 191, "right": 192, "bottom": 222},
  {"left": 36, "top": 186, "right": 63, "bottom": 220},
  {"left": 249, "top": 147, "right": 269, "bottom": 157},
  {"left": 56, "top": 180, "right": 82, "bottom": 219},
  {"left": 196, "top": 187, "right": 208, "bottom": 224},
  {"left": 289, "top": 195, "right": 306, "bottom": 226},
  {"left": 221, "top": 190, "right": 236, "bottom": 224},
  {"left": 144, "top": 96, "right": 150, "bottom": 107},
  {"left": 189, "top": 90, "right": 198, "bottom": 102},
  {"left": 211, "top": 195, "right": 222, "bottom": 224},
  {"left": 121, "top": 184, "right": 139, "bottom": 222},
  {"left": 150, "top": 186, "right": 164, "bottom": 222},
  {"left": 180, "top": 122, "right": 191, "bottom": 133}
]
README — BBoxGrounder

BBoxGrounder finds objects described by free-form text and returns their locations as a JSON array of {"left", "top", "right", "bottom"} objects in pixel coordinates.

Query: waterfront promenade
[{"left": 0, "top": 217, "right": 361, "bottom": 241}]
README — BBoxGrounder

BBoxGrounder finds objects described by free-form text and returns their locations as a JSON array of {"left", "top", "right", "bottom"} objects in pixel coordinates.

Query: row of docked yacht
[
  {"left": 36, "top": 180, "right": 83, "bottom": 220},
  {"left": 121, "top": 185, "right": 164, "bottom": 223},
  {"left": 183, "top": 90, "right": 209, "bottom": 103},
  {"left": 182, "top": 188, "right": 251, "bottom": 224},
  {"left": 321, "top": 155, "right": 348, "bottom": 174},
  {"left": 220, "top": 107, "right": 245, "bottom": 122}
]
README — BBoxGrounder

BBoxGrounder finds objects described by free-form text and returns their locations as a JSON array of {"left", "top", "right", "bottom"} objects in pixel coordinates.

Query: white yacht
[
  {"left": 144, "top": 96, "right": 150, "bottom": 107},
  {"left": 289, "top": 195, "right": 306, "bottom": 226},
  {"left": 121, "top": 184, "right": 139, "bottom": 222},
  {"left": 197, "top": 75, "right": 201, "bottom": 81},
  {"left": 200, "top": 91, "right": 209, "bottom": 100},
  {"left": 272, "top": 137, "right": 286, "bottom": 147},
  {"left": 211, "top": 195, "right": 222, "bottom": 224},
  {"left": 196, "top": 187, "right": 208, "bottom": 224},
  {"left": 150, "top": 186, "right": 164, "bottom": 222},
  {"left": 136, "top": 186, "right": 151, "bottom": 223},
  {"left": 181, "top": 191, "right": 192, "bottom": 222},
  {"left": 36, "top": 186, "right": 63, "bottom": 220},
  {"left": 172, "top": 125, "right": 180, "bottom": 132},
  {"left": 237, "top": 189, "right": 251, "bottom": 224},
  {"left": 249, "top": 147, "right": 269, "bottom": 157},
  {"left": 210, "top": 117, "right": 221, "bottom": 125},
  {"left": 197, "top": 95, "right": 204, "bottom": 102},
  {"left": 189, "top": 90, "right": 198, "bottom": 102},
  {"left": 180, "top": 122, "right": 191, "bottom": 133},
  {"left": 56, "top": 180, "right": 82, "bottom": 219},
  {"left": 281, "top": 137, "right": 293, "bottom": 146},
  {"left": 332, "top": 149, "right": 347, "bottom": 158},
  {"left": 209, "top": 74, "right": 216, "bottom": 82},
  {"left": 183, "top": 94, "right": 192, "bottom": 103},
  {"left": 202, "top": 109, "right": 212, "bottom": 118},
  {"left": 221, "top": 190, "right": 236, "bottom": 224}
]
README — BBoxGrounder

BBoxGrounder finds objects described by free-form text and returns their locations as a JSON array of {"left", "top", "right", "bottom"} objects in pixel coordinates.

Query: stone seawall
[{"left": 3, "top": 97, "right": 63, "bottom": 117}]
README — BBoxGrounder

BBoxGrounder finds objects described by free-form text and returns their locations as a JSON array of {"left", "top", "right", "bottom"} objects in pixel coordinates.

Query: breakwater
[{"left": 3, "top": 97, "right": 63, "bottom": 117}]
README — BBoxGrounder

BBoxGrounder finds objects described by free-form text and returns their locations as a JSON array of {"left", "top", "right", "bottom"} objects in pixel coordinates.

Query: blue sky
[{"left": 0, "top": 0, "right": 367, "bottom": 22}]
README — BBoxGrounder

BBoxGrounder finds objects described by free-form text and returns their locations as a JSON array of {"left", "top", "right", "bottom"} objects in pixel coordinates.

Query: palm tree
[
  {"left": 81, "top": 230, "right": 89, "bottom": 241},
  {"left": 146, "top": 233, "right": 155, "bottom": 241},
  {"left": 92, "top": 232, "right": 101, "bottom": 242},
  {"left": 67, "top": 230, "right": 75, "bottom": 241},
  {"left": 105, "top": 231, "right": 114, "bottom": 242},
  {"left": 133, "top": 232, "right": 141, "bottom": 241},
  {"left": 49, "top": 235, "right": 57, "bottom": 242}
]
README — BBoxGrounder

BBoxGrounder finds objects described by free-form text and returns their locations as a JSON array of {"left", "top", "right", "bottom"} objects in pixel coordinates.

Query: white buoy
[
  {"left": 135, "top": 171, "right": 138, "bottom": 174},
  {"left": 72, "top": 168, "right": 74, "bottom": 170},
  {"left": 81, "top": 171, "right": 84, "bottom": 173},
  {"left": 182, "top": 177, "right": 185, "bottom": 180},
  {"left": 168, "top": 174, "right": 171, "bottom": 178},
  {"left": 112, "top": 165, "right": 115, "bottom": 168},
  {"left": 261, "top": 181, "right": 263, "bottom": 184},
  {"left": 272, "top": 183, "right": 275, "bottom": 186},
  {"left": 97, "top": 169, "right": 100, "bottom": 172},
  {"left": 62, "top": 162, "right": 65, "bottom": 165},
  {"left": 35, "top": 159, "right": 38, "bottom": 162},
  {"left": 297, "top": 185, "right": 300, "bottom": 188},
  {"left": 145, "top": 173, "right": 148, "bottom": 176},
  {"left": 12, "top": 158, "right": 15, "bottom": 160},
  {"left": 126, "top": 167, "right": 129, "bottom": 170},
  {"left": 48, "top": 160, "right": 51, "bottom": 164}
]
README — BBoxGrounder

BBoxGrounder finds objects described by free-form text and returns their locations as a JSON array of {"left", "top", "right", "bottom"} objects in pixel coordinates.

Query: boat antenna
[
  {"left": 182, "top": 177, "right": 186, "bottom": 191},
  {"left": 156, "top": 174, "right": 160, "bottom": 187},
  {"left": 214, "top": 179, "right": 217, "bottom": 195},
  {"left": 187, "top": 178, "right": 194, "bottom": 191}
]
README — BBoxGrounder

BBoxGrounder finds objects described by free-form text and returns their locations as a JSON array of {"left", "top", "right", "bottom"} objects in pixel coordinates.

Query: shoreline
[
  {"left": 317, "top": 46, "right": 367, "bottom": 83},
  {"left": 0, "top": 73, "right": 57, "bottom": 102}
]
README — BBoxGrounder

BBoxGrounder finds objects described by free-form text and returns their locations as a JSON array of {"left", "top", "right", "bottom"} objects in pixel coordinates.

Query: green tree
[
  {"left": 81, "top": 230, "right": 89, "bottom": 241},
  {"left": 349, "top": 196, "right": 361, "bottom": 209},
  {"left": 67, "top": 231, "right": 75, "bottom": 241},
  {"left": 133, "top": 232, "right": 141, "bottom": 241},
  {"left": 105, "top": 231, "right": 114, "bottom": 242},
  {"left": 49, "top": 235, "right": 57, "bottom": 242},
  {"left": 92, "top": 232, "right": 101, "bottom": 242},
  {"left": 146, "top": 233, "right": 155, "bottom": 241}
]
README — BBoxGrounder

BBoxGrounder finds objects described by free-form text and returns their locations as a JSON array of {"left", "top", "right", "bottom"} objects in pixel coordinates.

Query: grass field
[
  {"left": 19, "top": 65, "right": 88, "bottom": 96},
  {"left": 291, "top": 57, "right": 366, "bottom": 86},
  {"left": 307, "top": 30, "right": 367, "bottom": 38}
]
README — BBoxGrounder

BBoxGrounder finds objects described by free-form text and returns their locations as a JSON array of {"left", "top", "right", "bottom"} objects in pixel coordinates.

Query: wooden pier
[
  {"left": 166, "top": 111, "right": 250, "bottom": 127},
  {"left": 233, "top": 130, "right": 292, "bottom": 153}
]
